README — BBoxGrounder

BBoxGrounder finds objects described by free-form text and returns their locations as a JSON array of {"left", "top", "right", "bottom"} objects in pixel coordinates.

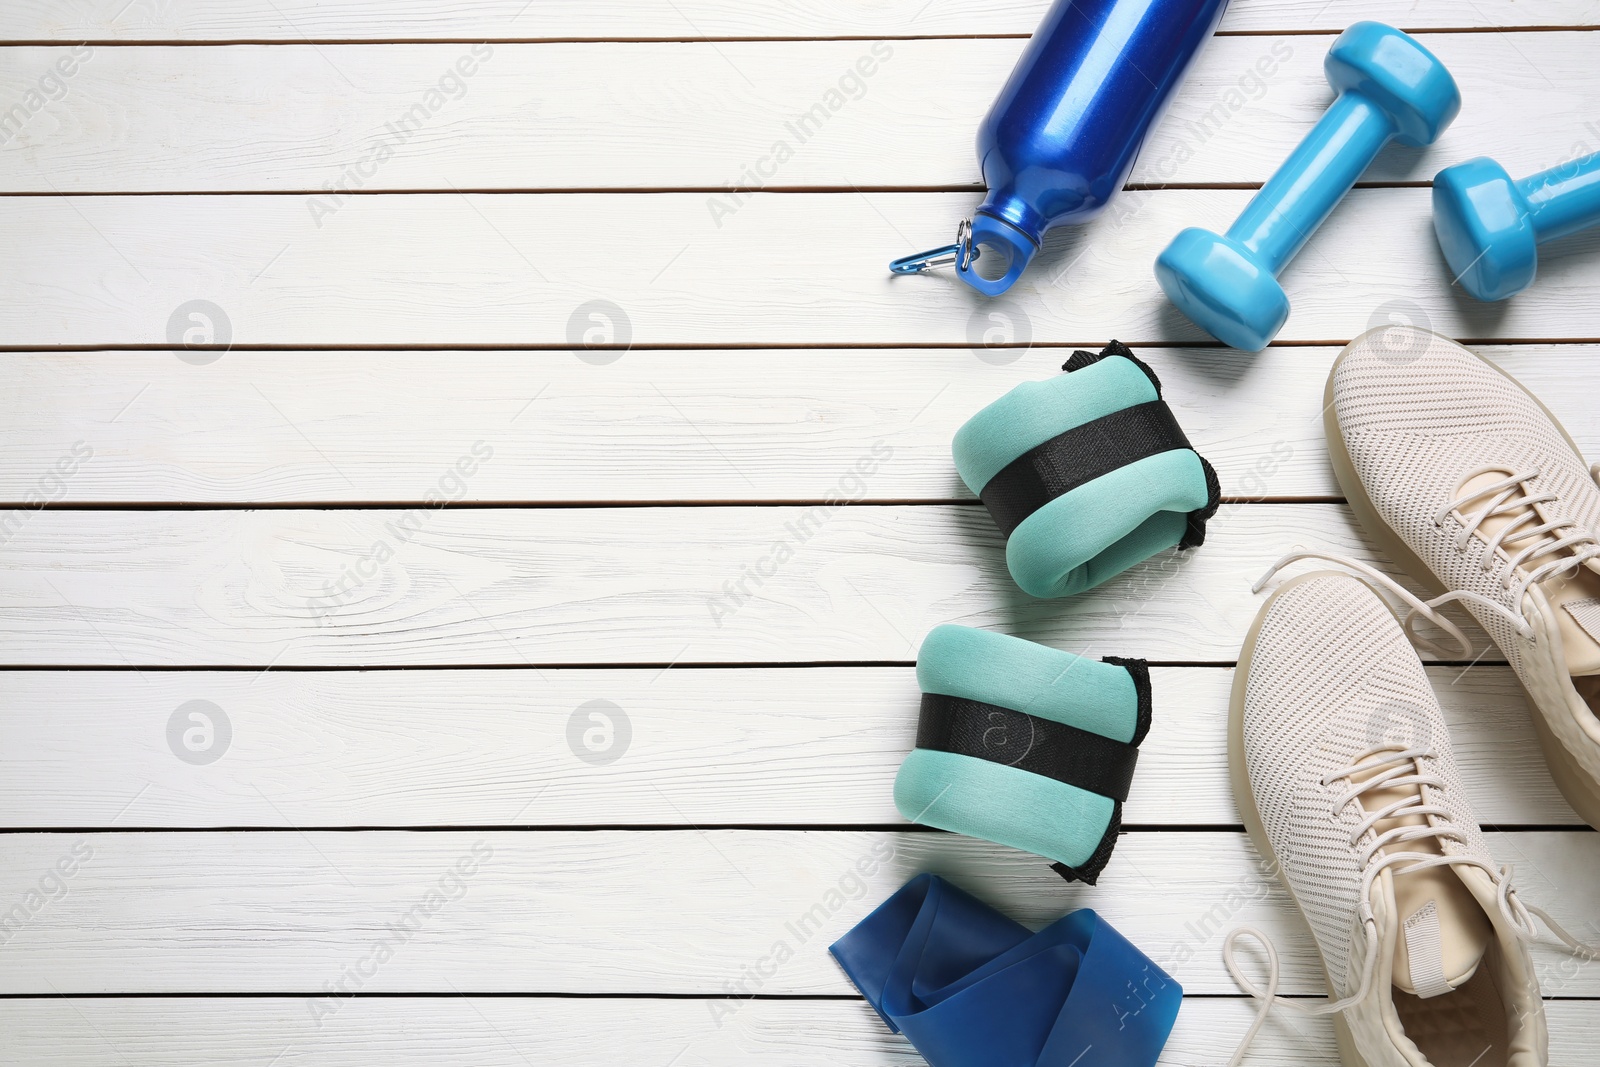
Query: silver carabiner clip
[{"left": 889, "top": 218, "right": 977, "bottom": 275}]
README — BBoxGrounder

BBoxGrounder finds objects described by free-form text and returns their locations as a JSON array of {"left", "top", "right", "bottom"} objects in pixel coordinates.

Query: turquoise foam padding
[
  {"left": 952, "top": 350, "right": 1215, "bottom": 599},
  {"left": 914, "top": 623, "right": 1139, "bottom": 741},
  {"left": 952, "top": 355, "right": 1160, "bottom": 495},
  {"left": 896, "top": 750, "right": 1114, "bottom": 871},
  {"left": 1006, "top": 450, "right": 1211, "bottom": 599},
  {"left": 896, "top": 625, "right": 1148, "bottom": 879}
]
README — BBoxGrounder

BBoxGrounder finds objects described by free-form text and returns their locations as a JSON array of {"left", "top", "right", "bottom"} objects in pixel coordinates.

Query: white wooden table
[{"left": 2, "top": 2, "right": 1598, "bottom": 1062}]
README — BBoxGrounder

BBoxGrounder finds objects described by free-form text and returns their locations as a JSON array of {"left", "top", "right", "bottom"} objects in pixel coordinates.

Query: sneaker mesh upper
[
  {"left": 1330, "top": 327, "right": 1600, "bottom": 775},
  {"left": 1241, "top": 573, "right": 1494, "bottom": 996}
]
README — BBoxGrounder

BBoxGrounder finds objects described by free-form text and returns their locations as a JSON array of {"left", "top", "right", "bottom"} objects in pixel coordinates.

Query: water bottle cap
[{"left": 956, "top": 213, "right": 1038, "bottom": 297}]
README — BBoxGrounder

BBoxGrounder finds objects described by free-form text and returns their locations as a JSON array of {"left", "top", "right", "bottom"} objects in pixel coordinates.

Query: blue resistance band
[{"left": 831, "top": 874, "right": 1181, "bottom": 1067}]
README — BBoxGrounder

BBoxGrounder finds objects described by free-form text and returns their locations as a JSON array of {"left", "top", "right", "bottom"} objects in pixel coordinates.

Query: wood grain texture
[
  {"left": 5, "top": 190, "right": 1597, "bottom": 347},
  {"left": 2, "top": 0, "right": 1594, "bottom": 39},
  {"left": 1, "top": 830, "right": 1595, "bottom": 996},
  {"left": 0, "top": 664, "right": 1573, "bottom": 828},
  {"left": 1, "top": 345, "right": 1594, "bottom": 503},
  {"left": 2, "top": 996, "right": 1597, "bottom": 1066},
  {"left": 5, "top": 35, "right": 1599, "bottom": 191},
  {"left": 3, "top": 0, "right": 1599, "bottom": 1060},
  {"left": 0, "top": 502, "right": 1493, "bottom": 666}
]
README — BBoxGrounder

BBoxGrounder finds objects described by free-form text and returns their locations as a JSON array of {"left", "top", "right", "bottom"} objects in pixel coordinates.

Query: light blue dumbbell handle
[
  {"left": 1521, "top": 151, "right": 1600, "bottom": 244},
  {"left": 1229, "top": 94, "right": 1396, "bottom": 273}
]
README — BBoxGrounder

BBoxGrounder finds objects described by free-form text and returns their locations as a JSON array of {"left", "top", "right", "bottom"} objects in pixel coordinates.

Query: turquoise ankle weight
[
  {"left": 954, "top": 341, "right": 1220, "bottom": 598},
  {"left": 895, "top": 625, "right": 1151, "bottom": 883}
]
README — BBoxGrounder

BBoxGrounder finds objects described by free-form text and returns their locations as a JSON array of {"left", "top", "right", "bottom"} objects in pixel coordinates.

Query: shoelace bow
[{"left": 1225, "top": 529, "right": 1600, "bottom": 1066}]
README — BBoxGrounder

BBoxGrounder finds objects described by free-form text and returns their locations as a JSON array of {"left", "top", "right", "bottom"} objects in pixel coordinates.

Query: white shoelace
[
  {"left": 1250, "top": 552, "right": 1481, "bottom": 658},
  {"left": 1225, "top": 551, "right": 1600, "bottom": 1066},
  {"left": 1436, "top": 466, "right": 1600, "bottom": 627},
  {"left": 1223, "top": 742, "right": 1600, "bottom": 1066},
  {"left": 1254, "top": 465, "right": 1600, "bottom": 660}
]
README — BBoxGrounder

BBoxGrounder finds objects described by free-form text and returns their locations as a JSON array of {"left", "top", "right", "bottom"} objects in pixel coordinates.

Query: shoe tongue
[
  {"left": 1390, "top": 868, "right": 1492, "bottom": 998},
  {"left": 1455, "top": 470, "right": 1600, "bottom": 676},
  {"left": 1353, "top": 763, "right": 1493, "bottom": 998},
  {"left": 1555, "top": 592, "right": 1600, "bottom": 677}
]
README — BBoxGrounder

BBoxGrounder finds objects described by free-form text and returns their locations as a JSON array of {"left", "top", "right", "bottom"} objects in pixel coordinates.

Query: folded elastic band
[{"left": 831, "top": 874, "right": 1182, "bottom": 1067}]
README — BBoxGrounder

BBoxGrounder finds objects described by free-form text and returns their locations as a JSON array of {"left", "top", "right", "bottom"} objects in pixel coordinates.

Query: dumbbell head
[
  {"left": 1154, "top": 228, "right": 1289, "bottom": 353},
  {"left": 1432, "top": 157, "right": 1538, "bottom": 301},
  {"left": 1325, "top": 22, "right": 1461, "bottom": 148}
]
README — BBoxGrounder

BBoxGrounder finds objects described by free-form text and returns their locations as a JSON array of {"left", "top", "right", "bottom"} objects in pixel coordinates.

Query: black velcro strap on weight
[
  {"left": 978, "top": 400, "right": 1197, "bottom": 538},
  {"left": 915, "top": 693, "right": 1140, "bottom": 802}
]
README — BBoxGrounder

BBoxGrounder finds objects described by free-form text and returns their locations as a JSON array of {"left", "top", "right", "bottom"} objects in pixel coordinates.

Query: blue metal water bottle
[{"left": 892, "top": 0, "right": 1229, "bottom": 296}]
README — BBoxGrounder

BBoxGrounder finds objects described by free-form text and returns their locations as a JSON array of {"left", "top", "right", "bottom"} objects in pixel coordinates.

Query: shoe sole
[
  {"left": 1229, "top": 571, "right": 1369, "bottom": 1067},
  {"left": 1323, "top": 326, "right": 1600, "bottom": 829}
]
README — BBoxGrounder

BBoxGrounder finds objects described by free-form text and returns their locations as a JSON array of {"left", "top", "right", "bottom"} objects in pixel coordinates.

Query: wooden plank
[
  {"left": 0, "top": 503, "right": 1499, "bottom": 666},
  {"left": 2, "top": 0, "right": 1593, "bottom": 40},
  {"left": 1, "top": 345, "right": 1593, "bottom": 504},
  {"left": 0, "top": 829, "right": 1593, "bottom": 995},
  {"left": 4, "top": 190, "right": 1597, "bottom": 347},
  {"left": 0, "top": 664, "right": 1573, "bottom": 829},
  {"left": 2, "top": 995, "right": 1597, "bottom": 1066},
  {"left": 4, "top": 36, "right": 1598, "bottom": 191}
]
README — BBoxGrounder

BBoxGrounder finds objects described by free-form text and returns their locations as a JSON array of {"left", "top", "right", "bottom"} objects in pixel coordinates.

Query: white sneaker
[
  {"left": 1326, "top": 328, "right": 1600, "bottom": 827},
  {"left": 1227, "top": 568, "right": 1552, "bottom": 1067}
]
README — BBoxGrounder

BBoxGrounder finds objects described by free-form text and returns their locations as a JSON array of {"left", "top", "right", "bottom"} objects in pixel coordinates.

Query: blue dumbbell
[
  {"left": 1433, "top": 150, "right": 1600, "bottom": 301},
  {"left": 1155, "top": 23, "right": 1461, "bottom": 351}
]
